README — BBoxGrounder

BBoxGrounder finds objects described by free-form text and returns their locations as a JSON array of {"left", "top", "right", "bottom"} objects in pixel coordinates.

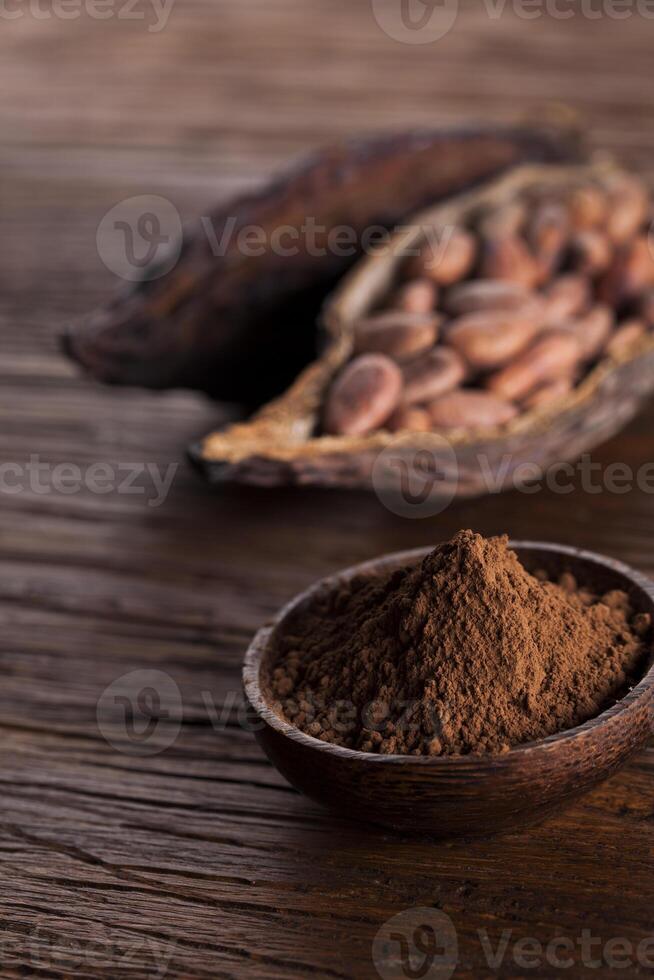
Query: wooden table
[{"left": 2, "top": 2, "right": 654, "bottom": 976}]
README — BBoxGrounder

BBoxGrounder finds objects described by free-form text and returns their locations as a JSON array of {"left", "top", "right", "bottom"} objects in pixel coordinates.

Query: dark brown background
[{"left": 2, "top": 1, "right": 654, "bottom": 977}]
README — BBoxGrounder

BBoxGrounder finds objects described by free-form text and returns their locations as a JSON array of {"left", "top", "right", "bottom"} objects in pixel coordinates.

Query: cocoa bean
[
  {"left": 445, "top": 310, "right": 543, "bottom": 370},
  {"left": 486, "top": 331, "right": 581, "bottom": 401},
  {"left": 444, "top": 279, "right": 532, "bottom": 317},
  {"left": 522, "top": 376, "right": 574, "bottom": 410},
  {"left": 324, "top": 354, "right": 403, "bottom": 436},
  {"left": 557, "top": 305, "right": 614, "bottom": 361},
  {"left": 408, "top": 226, "right": 477, "bottom": 286},
  {"left": 394, "top": 278, "right": 438, "bottom": 315},
  {"left": 605, "top": 175, "right": 649, "bottom": 244},
  {"left": 402, "top": 347, "right": 466, "bottom": 404},
  {"left": 606, "top": 319, "right": 647, "bottom": 359},
  {"left": 598, "top": 235, "right": 654, "bottom": 307},
  {"left": 569, "top": 230, "right": 613, "bottom": 276},
  {"left": 386, "top": 405, "right": 432, "bottom": 432},
  {"left": 427, "top": 390, "right": 518, "bottom": 429},
  {"left": 479, "top": 235, "right": 542, "bottom": 289},
  {"left": 542, "top": 274, "right": 591, "bottom": 326},
  {"left": 567, "top": 184, "right": 608, "bottom": 231},
  {"left": 353, "top": 311, "right": 439, "bottom": 359}
]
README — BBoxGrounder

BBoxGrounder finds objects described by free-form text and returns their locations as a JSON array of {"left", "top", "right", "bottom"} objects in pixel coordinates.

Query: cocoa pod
[
  {"left": 386, "top": 405, "right": 432, "bottom": 432},
  {"left": 606, "top": 320, "right": 646, "bottom": 359},
  {"left": 597, "top": 235, "right": 654, "bottom": 307},
  {"left": 444, "top": 279, "right": 532, "bottom": 317},
  {"left": 66, "top": 125, "right": 575, "bottom": 401},
  {"left": 394, "top": 279, "right": 438, "bottom": 314},
  {"left": 324, "top": 354, "right": 402, "bottom": 436},
  {"left": 567, "top": 184, "right": 608, "bottom": 230},
  {"left": 522, "top": 376, "right": 574, "bottom": 410},
  {"left": 541, "top": 274, "right": 591, "bottom": 326},
  {"left": 428, "top": 390, "right": 518, "bottom": 429},
  {"left": 445, "top": 310, "right": 543, "bottom": 370},
  {"left": 402, "top": 347, "right": 466, "bottom": 404},
  {"left": 408, "top": 226, "right": 477, "bottom": 286},
  {"left": 605, "top": 175, "right": 649, "bottom": 245},
  {"left": 353, "top": 311, "right": 439, "bottom": 359},
  {"left": 569, "top": 229, "right": 613, "bottom": 276},
  {"left": 486, "top": 331, "right": 581, "bottom": 401},
  {"left": 479, "top": 235, "right": 542, "bottom": 289},
  {"left": 192, "top": 163, "right": 654, "bottom": 495},
  {"left": 557, "top": 305, "right": 614, "bottom": 361}
]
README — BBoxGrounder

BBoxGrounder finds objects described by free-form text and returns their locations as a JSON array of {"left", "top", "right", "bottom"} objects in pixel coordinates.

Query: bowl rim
[{"left": 243, "top": 541, "right": 654, "bottom": 766}]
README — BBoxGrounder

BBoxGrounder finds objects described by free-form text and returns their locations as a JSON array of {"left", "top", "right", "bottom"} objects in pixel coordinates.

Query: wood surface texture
[{"left": 2, "top": 1, "right": 654, "bottom": 977}]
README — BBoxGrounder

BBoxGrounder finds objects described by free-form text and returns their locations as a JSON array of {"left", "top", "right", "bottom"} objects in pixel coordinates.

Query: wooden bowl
[{"left": 243, "top": 543, "right": 654, "bottom": 837}]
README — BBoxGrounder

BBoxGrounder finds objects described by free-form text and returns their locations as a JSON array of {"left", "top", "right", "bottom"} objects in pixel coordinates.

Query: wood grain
[{"left": 2, "top": 2, "right": 654, "bottom": 977}]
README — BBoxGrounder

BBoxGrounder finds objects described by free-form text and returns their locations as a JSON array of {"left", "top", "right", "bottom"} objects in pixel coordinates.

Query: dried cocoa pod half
[
  {"left": 193, "top": 161, "right": 654, "bottom": 499},
  {"left": 64, "top": 126, "right": 576, "bottom": 404},
  {"left": 353, "top": 311, "right": 439, "bottom": 359}
]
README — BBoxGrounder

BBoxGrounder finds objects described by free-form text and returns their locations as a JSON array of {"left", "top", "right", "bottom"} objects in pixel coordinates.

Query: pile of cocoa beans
[{"left": 324, "top": 173, "right": 654, "bottom": 437}]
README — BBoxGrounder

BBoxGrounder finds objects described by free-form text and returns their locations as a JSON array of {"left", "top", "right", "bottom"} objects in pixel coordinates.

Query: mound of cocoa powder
[{"left": 267, "top": 530, "right": 651, "bottom": 756}]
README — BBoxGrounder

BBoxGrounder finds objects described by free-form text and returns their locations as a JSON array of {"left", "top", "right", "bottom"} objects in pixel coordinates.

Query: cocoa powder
[{"left": 268, "top": 531, "right": 650, "bottom": 756}]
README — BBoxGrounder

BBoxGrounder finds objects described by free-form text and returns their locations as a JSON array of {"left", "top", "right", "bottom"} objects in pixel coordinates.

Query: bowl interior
[{"left": 246, "top": 542, "right": 654, "bottom": 762}]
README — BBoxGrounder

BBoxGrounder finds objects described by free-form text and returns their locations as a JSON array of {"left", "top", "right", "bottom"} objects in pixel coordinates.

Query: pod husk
[
  {"left": 64, "top": 124, "right": 579, "bottom": 405},
  {"left": 194, "top": 161, "right": 654, "bottom": 497}
]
